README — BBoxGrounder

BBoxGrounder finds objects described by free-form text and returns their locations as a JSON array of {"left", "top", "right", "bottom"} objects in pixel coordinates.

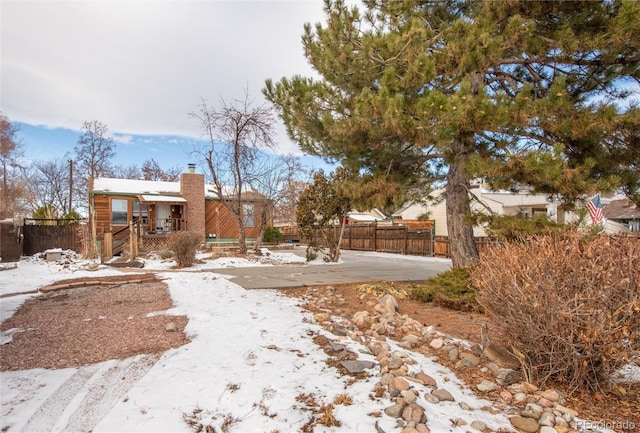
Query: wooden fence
[
  {"left": 340, "top": 223, "right": 434, "bottom": 256},
  {"left": 295, "top": 222, "right": 498, "bottom": 259},
  {"left": 22, "top": 221, "right": 80, "bottom": 256},
  {"left": 0, "top": 221, "right": 22, "bottom": 262},
  {"left": 433, "top": 236, "right": 494, "bottom": 258},
  {"left": 307, "top": 222, "right": 435, "bottom": 256}
]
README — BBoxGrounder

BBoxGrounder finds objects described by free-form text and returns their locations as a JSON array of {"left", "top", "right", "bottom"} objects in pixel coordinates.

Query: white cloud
[
  {"left": 1, "top": 0, "right": 327, "bottom": 156},
  {"left": 112, "top": 135, "right": 134, "bottom": 145}
]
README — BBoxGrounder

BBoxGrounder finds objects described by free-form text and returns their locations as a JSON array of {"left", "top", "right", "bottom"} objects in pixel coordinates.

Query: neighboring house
[
  {"left": 88, "top": 166, "right": 272, "bottom": 249},
  {"left": 345, "top": 208, "right": 387, "bottom": 224},
  {"left": 603, "top": 197, "right": 640, "bottom": 233},
  {"left": 392, "top": 180, "right": 570, "bottom": 237}
]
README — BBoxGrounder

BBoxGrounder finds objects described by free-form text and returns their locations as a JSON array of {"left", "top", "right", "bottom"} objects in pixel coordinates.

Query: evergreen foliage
[
  {"left": 263, "top": 226, "right": 284, "bottom": 244},
  {"left": 297, "top": 169, "right": 351, "bottom": 262},
  {"left": 411, "top": 267, "right": 481, "bottom": 312},
  {"left": 265, "top": 0, "right": 640, "bottom": 267}
]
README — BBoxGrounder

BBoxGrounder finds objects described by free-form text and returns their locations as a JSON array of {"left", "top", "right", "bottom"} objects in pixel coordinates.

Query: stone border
[{"left": 38, "top": 274, "right": 161, "bottom": 294}]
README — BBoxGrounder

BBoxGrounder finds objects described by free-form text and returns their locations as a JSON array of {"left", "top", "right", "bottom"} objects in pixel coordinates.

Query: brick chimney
[{"left": 180, "top": 165, "right": 205, "bottom": 240}]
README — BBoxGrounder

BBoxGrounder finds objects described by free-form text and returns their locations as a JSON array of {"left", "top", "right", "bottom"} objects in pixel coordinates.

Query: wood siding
[
  {"left": 205, "top": 200, "right": 270, "bottom": 239},
  {"left": 91, "top": 193, "right": 272, "bottom": 242}
]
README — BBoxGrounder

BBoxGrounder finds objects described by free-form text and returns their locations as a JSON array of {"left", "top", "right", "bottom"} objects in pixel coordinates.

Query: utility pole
[{"left": 68, "top": 159, "right": 73, "bottom": 215}]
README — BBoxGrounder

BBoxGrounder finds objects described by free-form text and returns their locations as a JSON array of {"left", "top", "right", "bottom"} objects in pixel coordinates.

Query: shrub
[
  {"left": 472, "top": 232, "right": 640, "bottom": 393},
  {"left": 158, "top": 249, "right": 174, "bottom": 260},
  {"left": 470, "top": 213, "right": 568, "bottom": 242},
  {"left": 167, "top": 232, "right": 202, "bottom": 268},
  {"left": 263, "top": 226, "right": 283, "bottom": 244},
  {"left": 412, "top": 267, "right": 481, "bottom": 312},
  {"left": 358, "top": 282, "right": 408, "bottom": 300}
]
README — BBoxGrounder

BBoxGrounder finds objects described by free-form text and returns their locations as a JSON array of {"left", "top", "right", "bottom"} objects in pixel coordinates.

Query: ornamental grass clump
[
  {"left": 472, "top": 232, "right": 640, "bottom": 393},
  {"left": 167, "top": 232, "right": 202, "bottom": 268}
]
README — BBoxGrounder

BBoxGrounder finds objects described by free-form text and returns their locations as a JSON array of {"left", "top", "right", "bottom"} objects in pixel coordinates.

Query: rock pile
[{"left": 301, "top": 286, "right": 588, "bottom": 433}]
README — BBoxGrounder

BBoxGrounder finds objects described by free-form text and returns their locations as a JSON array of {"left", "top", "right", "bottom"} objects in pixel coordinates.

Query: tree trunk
[
  {"left": 446, "top": 138, "right": 479, "bottom": 268},
  {"left": 238, "top": 223, "right": 248, "bottom": 254}
]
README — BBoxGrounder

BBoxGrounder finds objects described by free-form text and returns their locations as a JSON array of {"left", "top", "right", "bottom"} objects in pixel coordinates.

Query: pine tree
[{"left": 265, "top": 0, "right": 640, "bottom": 267}]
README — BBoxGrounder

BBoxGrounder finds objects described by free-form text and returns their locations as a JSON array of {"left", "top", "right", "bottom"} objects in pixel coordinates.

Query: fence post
[
  {"left": 373, "top": 223, "right": 377, "bottom": 252},
  {"left": 403, "top": 226, "right": 408, "bottom": 255},
  {"left": 429, "top": 229, "right": 434, "bottom": 256},
  {"left": 129, "top": 221, "right": 138, "bottom": 259},
  {"left": 102, "top": 232, "right": 113, "bottom": 262}
]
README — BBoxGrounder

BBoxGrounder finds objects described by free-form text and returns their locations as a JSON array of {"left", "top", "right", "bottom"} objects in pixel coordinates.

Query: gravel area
[{"left": 0, "top": 277, "right": 189, "bottom": 371}]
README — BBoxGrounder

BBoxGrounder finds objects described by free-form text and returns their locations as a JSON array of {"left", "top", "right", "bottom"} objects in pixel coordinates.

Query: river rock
[
  {"left": 401, "top": 389, "right": 418, "bottom": 405},
  {"left": 483, "top": 342, "right": 520, "bottom": 369},
  {"left": 539, "top": 388, "right": 561, "bottom": 403},
  {"left": 521, "top": 402, "right": 543, "bottom": 420},
  {"left": 476, "top": 379, "right": 499, "bottom": 392},
  {"left": 340, "top": 360, "right": 376, "bottom": 374},
  {"left": 496, "top": 368, "right": 520, "bottom": 386},
  {"left": 509, "top": 416, "right": 540, "bottom": 433},
  {"left": 378, "top": 294, "right": 398, "bottom": 314},
  {"left": 471, "top": 420, "right": 487, "bottom": 431},
  {"left": 539, "top": 411, "right": 556, "bottom": 427},
  {"left": 314, "top": 312, "right": 330, "bottom": 323},
  {"left": 459, "top": 352, "right": 481, "bottom": 367},
  {"left": 402, "top": 403, "right": 426, "bottom": 423},
  {"left": 403, "top": 334, "right": 420, "bottom": 346},
  {"left": 416, "top": 424, "right": 430, "bottom": 433},
  {"left": 388, "top": 357, "right": 405, "bottom": 369},
  {"left": 389, "top": 377, "right": 410, "bottom": 393},
  {"left": 429, "top": 338, "right": 444, "bottom": 349},
  {"left": 415, "top": 372, "right": 437, "bottom": 387},
  {"left": 432, "top": 388, "right": 454, "bottom": 402},
  {"left": 384, "top": 404, "right": 404, "bottom": 418}
]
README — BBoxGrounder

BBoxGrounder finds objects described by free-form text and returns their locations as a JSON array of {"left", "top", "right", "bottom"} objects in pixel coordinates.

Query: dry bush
[
  {"left": 167, "top": 231, "right": 202, "bottom": 268},
  {"left": 472, "top": 232, "right": 640, "bottom": 393}
]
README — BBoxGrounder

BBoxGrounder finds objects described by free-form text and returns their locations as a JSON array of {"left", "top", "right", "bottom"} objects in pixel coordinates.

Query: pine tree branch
[{"left": 497, "top": 55, "right": 640, "bottom": 69}]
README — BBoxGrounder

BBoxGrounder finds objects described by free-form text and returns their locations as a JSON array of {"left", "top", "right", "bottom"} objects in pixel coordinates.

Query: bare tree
[
  {"left": 250, "top": 154, "right": 306, "bottom": 251},
  {"left": 74, "top": 120, "right": 115, "bottom": 213},
  {"left": 141, "top": 158, "right": 181, "bottom": 181},
  {"left": 112, "top": 164, "right": 142, "bottom": 180},
  {"left": 32, "top": 158, "right": 72, "bottom": 216},
  {"left": 0, "top": 112, "right": 25, "bottom": 219},
  {"left": 190, "top": 91, "right": 275, "bottom": 253}
]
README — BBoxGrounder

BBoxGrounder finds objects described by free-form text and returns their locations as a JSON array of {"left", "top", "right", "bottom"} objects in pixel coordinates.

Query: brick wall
[{"left": 180, "top": 173, "right": 206, "bottom": 240}]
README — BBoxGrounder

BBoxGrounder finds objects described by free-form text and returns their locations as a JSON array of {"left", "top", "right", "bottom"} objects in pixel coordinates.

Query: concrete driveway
[{"left": 212, "top": 247, "right": 452, "bottom": 289}]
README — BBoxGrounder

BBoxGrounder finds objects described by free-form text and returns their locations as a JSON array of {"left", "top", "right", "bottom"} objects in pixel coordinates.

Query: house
[
  {"left": 392, "top": 180, "right": 569, "bottom": 237},
  {"left": 603, "top": 197, "right": 640, "bottom": 233},
  {"left": 88, "top": 165, "right": 272, "bottom": 251},
  {"left": 345, "top": 208, "right": 387, "bottom": 224}
]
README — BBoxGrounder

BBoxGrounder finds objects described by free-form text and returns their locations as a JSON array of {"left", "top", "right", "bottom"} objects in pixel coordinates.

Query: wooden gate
[{"left": 22, "top": 219, "right": 80, "bottom": 256}]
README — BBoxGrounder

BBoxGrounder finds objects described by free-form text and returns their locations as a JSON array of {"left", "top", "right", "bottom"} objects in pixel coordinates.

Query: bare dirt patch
[{"left": 0, "top": 275, "right": 189, "bottom": 371}]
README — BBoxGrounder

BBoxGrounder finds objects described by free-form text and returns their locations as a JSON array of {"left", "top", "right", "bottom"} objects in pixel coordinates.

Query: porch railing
[{"left": 140, "top": 218, "right": 186, "bottom": 234}]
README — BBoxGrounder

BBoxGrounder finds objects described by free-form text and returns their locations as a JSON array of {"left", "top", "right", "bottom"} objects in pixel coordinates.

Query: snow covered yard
[{"left": 0, "top": 250, "right": 637, "bottom": 432}]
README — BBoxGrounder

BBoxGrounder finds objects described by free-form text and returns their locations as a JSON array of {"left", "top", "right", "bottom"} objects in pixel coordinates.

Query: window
[
  {"left": 242, "top": 203, "right": 254, "bottom": 227},
  {"left": 111, "top": 199, "right": 128, "bottom": 225},
  {"left": 132, "top": 200, "right": 149, "bottom": 225}
]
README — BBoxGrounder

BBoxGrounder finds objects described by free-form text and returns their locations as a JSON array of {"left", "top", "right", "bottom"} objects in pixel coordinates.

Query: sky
[
  {"left": 0, "top": 249, "right": 517, "bottom": 433},
  {"left": 1, "top": 0, "right": 337, "bottom": 172}
]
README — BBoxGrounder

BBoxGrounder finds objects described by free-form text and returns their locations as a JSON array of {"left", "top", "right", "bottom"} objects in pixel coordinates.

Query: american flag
[{"left": 586, "top": 195, "right": 604, "bottom": 225}]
